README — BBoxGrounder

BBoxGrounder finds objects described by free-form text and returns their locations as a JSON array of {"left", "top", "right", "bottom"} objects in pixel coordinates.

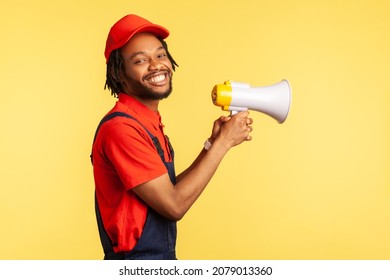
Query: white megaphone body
[{"left": 212, "top": 80, "right": 292, "bottom": 123}]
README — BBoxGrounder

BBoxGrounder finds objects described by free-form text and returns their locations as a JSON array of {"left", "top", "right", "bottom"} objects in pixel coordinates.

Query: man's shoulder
[{"left": 99, "top": 112, "right": 149, "bottom": 139}]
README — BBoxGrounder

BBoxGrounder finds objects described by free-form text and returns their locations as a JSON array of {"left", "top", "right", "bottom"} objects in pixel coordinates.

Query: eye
[
  {"left": 134, "top": 58, "right": 147, "bottom": 65},
  {"left": 157, "top": 52, "right": 168, "bottom": 59}
]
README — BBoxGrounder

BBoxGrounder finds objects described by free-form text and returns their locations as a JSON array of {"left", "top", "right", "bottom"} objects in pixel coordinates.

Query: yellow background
[{"left": 1, "top": 0, "right": 389, "bottom": 260}]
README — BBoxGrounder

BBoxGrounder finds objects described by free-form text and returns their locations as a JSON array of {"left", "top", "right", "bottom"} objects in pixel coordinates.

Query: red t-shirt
[{"left": 92, "top": 93, "right": 172, "bottom": 252}]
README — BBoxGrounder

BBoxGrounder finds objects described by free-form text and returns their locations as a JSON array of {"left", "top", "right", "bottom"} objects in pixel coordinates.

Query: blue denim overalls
[{"left": 92, "top": 112, "right": 177, "bottom": 260}]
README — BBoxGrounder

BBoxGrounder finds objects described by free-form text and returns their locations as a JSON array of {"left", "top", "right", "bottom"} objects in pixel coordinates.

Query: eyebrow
[{"left": 128, "top": 46, "right": 166, "bottom": 61}]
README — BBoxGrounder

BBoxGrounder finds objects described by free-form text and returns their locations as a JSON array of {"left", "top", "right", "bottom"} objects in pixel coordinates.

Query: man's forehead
[{"left": 121, "top": 33, "right": 164, "bottom": 55}]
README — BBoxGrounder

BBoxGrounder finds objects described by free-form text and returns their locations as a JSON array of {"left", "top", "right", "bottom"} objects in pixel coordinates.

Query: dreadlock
[{"left": 104, "top": 38, "right": 179, "bottom": 98}]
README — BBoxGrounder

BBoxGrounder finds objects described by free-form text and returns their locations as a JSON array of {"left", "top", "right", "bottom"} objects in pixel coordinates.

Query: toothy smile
[{"left": 147, "top": 74, "right": 166, "bottom": 83}]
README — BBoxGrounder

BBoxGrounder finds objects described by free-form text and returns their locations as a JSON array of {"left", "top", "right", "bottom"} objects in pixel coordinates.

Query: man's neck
[{"left": 127, "top": 94, "right": 160, "bottom": 112}]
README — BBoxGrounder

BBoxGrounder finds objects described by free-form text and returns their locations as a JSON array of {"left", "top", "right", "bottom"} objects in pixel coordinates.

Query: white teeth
[{"left": 149, "top": 74, "right": 165, "bottom": 83}]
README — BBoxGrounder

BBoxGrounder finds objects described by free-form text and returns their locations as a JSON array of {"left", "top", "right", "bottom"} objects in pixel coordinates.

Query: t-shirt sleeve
[{"left": 101, "top": 120, "right": 168, "bottom": 190}]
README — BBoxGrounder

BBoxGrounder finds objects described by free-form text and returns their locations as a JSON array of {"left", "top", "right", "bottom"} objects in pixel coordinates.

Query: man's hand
[{"left": 212, "top": 111, "right": 253, "bottom": 148}]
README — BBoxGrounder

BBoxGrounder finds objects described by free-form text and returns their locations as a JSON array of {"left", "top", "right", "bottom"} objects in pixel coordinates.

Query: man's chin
[
  {"left": 129, "top": 78, "right": 173, "bottom": 100},
  {"left": 154, "top": 91, "right": 171, "bottom": 100},
  {"left": 143, "top": 88, "right": 172, "bottom": 100},
  {"left": 145, "top": 84, "right": 172, "bottom": 100}
]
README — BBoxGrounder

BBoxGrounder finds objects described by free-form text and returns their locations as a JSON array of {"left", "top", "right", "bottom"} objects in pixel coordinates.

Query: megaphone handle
[{"left": 228, "top": 107, "right": 248, "bottom": 116}]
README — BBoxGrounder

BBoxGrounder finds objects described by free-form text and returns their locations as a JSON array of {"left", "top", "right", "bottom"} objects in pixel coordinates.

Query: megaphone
[{"left": 211, "top": 80, "right": 292, "bottom": 123}]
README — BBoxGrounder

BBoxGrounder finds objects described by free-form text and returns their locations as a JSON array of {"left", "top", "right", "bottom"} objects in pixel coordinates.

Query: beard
[{"left": 125, "top": 73, "right": 173, "bottom": 100}]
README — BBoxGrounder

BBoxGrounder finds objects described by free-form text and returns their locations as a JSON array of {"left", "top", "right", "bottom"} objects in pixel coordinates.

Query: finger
[
  {"left": 215, "top": 116, "right": 225, "bottom": 127},
  {"left": 221, "top": 116, "right": 231, "bottom": 122},
  {"left": 238, "top": 111, "right": 250, "bottom": 117},
  {"left": 246, "top": 123, "right": 253, "bottom": 140}
]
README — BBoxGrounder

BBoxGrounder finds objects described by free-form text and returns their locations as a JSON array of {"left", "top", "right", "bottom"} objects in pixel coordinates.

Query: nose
[{"left": 148, "top": 58, "right": 163, "bottom": 71}]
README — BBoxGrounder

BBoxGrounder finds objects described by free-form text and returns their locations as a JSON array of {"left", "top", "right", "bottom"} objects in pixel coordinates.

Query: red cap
[{"left": 104, "top": 14, "right": 170, "bottom": 62}]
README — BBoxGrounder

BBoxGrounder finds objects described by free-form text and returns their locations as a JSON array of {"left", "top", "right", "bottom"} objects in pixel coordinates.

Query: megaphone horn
[{"left": 211, "top": 80, "right": 292, "bottom": 123}]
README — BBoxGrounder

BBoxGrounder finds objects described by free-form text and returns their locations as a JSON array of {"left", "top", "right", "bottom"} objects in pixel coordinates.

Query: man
[{"left": 91, "top": 14, "right": 253, "bottom": 260}]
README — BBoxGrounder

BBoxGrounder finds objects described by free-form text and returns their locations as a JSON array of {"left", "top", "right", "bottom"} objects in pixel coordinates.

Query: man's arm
[
  {"left": 175, "top": 114, "right": 230, "bottom": 183},
  {"left": 132, "top": 111, "right": 253, "bottom": 221}
]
